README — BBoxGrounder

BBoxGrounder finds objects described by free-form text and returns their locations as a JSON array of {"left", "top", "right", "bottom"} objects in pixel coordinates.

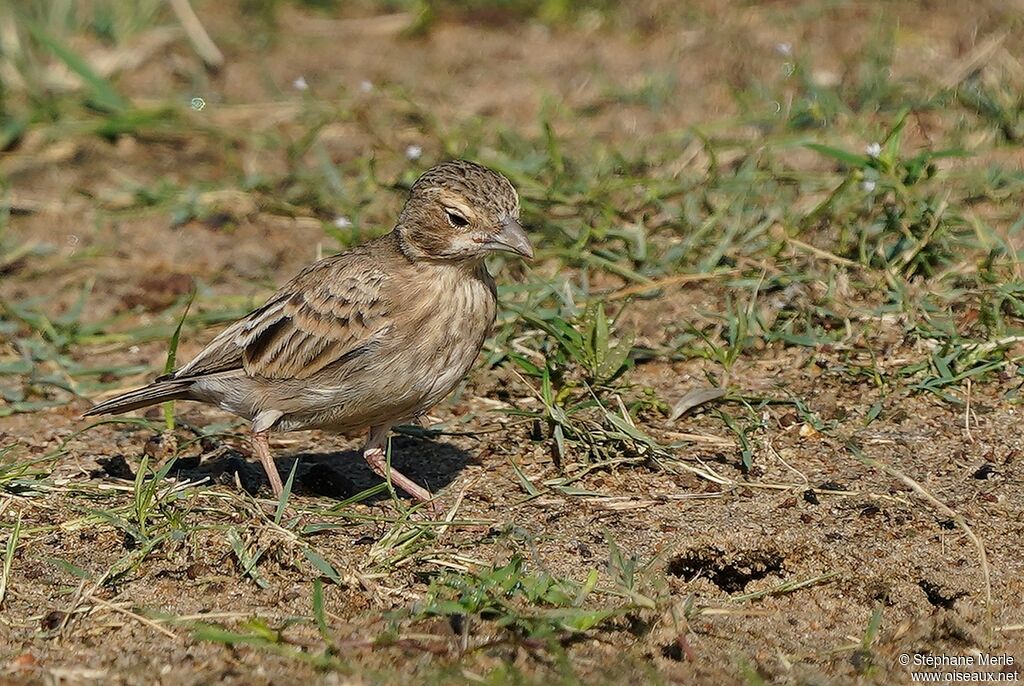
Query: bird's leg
[
  {"left": 362, "top": 425, "right": 436, "bottom": 507},
  {"left": 250, "top": 429, "right": 284, "bottom": 497}
]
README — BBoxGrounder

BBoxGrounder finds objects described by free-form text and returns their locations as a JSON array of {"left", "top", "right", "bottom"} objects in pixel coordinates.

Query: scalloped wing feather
[{"left": 174, "top": 254, "right": 393, "bottom": 381}]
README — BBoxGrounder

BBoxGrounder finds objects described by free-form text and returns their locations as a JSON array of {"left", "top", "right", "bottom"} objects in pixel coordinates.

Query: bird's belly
[
  {"left": 278, "top": 282, "right": 494, "bottom": 432},
  {"left": 279, "top": 337, "right": 480, "bottom": 432}
]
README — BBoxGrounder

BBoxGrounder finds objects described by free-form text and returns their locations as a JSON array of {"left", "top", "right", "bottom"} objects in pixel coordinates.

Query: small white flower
[
  {"left": 359, "top": 80, "right": 373, "bottom": 93},
  {"left": 405, "top": 144, "right": 423, "bottom": 161},
  {"left": 129, "top": 345, "right": 140, "bottom": 354},
  {"left": 776, "top": 42, "right": 793, "bottom": 56},
  {"left": 333, "top": 216, "right": 352, "bottom": 229},
  {"left": 862, "top": 179, "right": 877, "bottom": 193},
  {"left": 293, "top": 76, "right": 308, "bottom": 91},
  {"left": 865, "top": 142, "right": 882, "bottom": 158}
]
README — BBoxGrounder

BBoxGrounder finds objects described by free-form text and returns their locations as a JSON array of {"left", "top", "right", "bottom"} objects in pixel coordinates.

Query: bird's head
[{"left": 396, "top": 160, "right": 534, "bottom": 263}]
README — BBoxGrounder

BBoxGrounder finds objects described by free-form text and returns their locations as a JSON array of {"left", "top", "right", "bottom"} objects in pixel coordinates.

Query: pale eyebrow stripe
[{"left": 440, "top": 200, "right": 475, "bottom": 217}]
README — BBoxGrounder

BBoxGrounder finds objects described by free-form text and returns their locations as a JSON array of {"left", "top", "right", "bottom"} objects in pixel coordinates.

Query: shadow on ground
[
  {"left": 288, "top": 435, "right": 472, "bottom": 502},
  {"left": 99, "top": 433, "right": 475, "bottom": 502}
]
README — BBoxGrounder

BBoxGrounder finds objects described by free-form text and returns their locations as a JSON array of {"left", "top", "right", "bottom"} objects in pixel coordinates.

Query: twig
[
  {"left": 434, "top": 483, "right": 468, "bottom": 542},
  {"left": 897, "top": 190, "right": 950, "bottom": 272},
  {"left": 729, "top": 571, "right": 840, "bottom": 603},
  {"left": 606, "top": 269, "right": 739, "bottom": 301},
  {"left": 168, "top": 0, "right": 224, "bottom": 70},
  {"left": 86, "top": 593, "right": 179, "bottom": 640},
  {"left": 941, "top": 29, "right": 1010, "bottom": 88},
  {"left": 290, "top": 12, "right": 413, "bottom": 36},
  {"left": 964, "top": 378, "right": 975, "bottom": 444},
  {"left": 786, "top": 236, "right": 860, "bottom": 268},
  {"left": 661, "top": 430, "right": 735, "bottom": 447}
]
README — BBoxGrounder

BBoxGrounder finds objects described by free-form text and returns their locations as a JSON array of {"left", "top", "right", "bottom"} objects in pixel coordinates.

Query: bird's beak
[{"left": 483, "top": 217, "right": 534, "bottom": 260}]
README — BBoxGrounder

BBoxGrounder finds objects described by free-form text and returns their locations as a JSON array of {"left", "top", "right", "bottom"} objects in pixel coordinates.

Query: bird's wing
[{"left": 174, "top": 255, "right": 393, "bottom": 381}]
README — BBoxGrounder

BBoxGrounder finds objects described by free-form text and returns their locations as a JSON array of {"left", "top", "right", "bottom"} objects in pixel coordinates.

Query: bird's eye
[{"left": 445, "top": 210, "right": 469, "bottom": 228}]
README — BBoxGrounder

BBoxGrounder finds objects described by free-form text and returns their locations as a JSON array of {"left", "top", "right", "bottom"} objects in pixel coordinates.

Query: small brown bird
[{"left": 85, "top": 160, "right": 533, "bottom": 505}]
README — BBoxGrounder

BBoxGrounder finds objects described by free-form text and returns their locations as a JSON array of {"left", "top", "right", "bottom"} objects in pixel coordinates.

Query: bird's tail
[{"left": 83, "top": 378, "right": 195, "bottom": 417}]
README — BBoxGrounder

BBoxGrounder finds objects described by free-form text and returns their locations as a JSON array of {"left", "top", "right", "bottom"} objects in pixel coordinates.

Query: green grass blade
[
  {"left": 312, "top": 578, "right": 332, "bottom": 642},
  {"left": 303, "top": 548, "right": 345, "bottom": 586},
  {"left": 23, "top": 20, "right": 129, "bottom": 112},
  {"left": 274, "top": 459, "right": 299, "bottom": 525},
  {"left": 163, "top": 288, "right": 197, "bottom": 431},
  {"left": 508, "top": 458, "right": 542, "bottom": 496},
  {"left": 804, "top": 143, "right": 869, "bottom": 169},
  {"left": 0, "top": 513, "right": 21, "bottom": 607}
]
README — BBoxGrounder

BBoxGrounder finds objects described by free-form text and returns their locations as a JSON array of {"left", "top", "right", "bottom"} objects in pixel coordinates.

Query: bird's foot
[{"left": 363, "top": 446, "right": 443, "bottom": 518}]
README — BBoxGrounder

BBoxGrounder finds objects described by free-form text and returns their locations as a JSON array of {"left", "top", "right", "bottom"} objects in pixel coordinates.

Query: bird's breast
[{"left": 403, "top": 266, "right": 497, "bottom": 404}]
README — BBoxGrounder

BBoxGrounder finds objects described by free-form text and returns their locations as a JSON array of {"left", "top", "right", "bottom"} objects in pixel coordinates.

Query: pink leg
[
  {"left": 362, "top": 425, "right": 436, "bottom": 508},
  {"left": 251, "top": 430, "right": 283, "bottom": 497}
]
